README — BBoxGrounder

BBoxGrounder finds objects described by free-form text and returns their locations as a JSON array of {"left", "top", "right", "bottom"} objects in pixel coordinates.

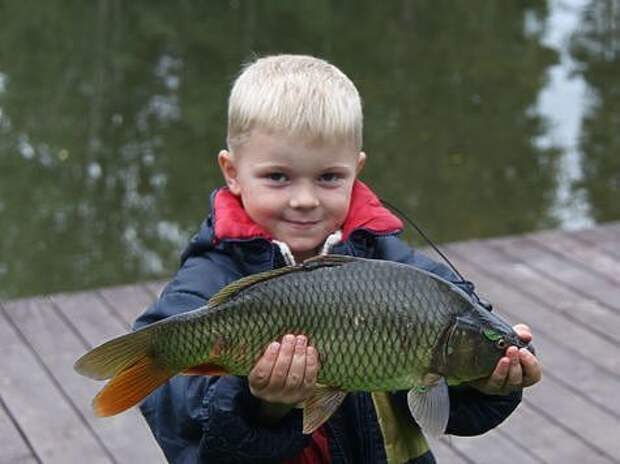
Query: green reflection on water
[
  {"left": 570, "top": 0, "right": 620, "bottom": 222},
  {"left": 0, "top": 1, "right": 616, "bottom": 299}
]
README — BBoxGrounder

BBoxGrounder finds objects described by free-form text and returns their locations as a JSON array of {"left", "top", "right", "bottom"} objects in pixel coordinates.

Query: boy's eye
[
  {"left": 319, "top": 173, "right": 341, "bottom": 183},
  {"left": 266, "top": 172, "right": 288, "bottom": 182}
]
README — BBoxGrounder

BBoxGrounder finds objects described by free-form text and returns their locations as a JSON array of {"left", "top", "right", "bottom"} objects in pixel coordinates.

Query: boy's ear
[
  {"left": 356, "top": 151, "right": 367, "bottom": 174},
  {"left": 217, "top": 150, "right": 241, "bottom": 195}
]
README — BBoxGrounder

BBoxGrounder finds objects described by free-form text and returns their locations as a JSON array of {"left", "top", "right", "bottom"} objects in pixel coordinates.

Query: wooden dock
[{"left": 1, "top": 222, "right": 619, "bottom": 464}]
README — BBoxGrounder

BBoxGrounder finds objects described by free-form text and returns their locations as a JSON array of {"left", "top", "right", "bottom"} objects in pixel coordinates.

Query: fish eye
[{"left": 495, "top": 338, "right": 507, "bottom": 350}]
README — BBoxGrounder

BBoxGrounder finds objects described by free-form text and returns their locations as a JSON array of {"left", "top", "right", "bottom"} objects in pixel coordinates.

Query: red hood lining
[{"left": 213, "top": 180, "right": 403, "bottom": 243}]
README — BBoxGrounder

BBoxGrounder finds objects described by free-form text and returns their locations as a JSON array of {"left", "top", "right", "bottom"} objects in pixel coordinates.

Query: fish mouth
[
  {"left": 512, "top": 335, "right": 536, "bottom": 355},
  {"left": 523, "top": 342, "right": 536, "bottom": 356}
]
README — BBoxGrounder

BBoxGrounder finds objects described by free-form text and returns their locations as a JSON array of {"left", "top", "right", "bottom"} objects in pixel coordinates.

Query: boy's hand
[
  {"left": 249, "top": 334, "right": 319, "bottom": 405},
  {"left": 469, "top": 323, "right": 542, "bottom": 395}
]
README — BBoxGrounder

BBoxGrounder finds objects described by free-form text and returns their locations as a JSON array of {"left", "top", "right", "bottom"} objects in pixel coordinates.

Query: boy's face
[{"left": 219, "top": 130, "right": 365, "bottom": 262}]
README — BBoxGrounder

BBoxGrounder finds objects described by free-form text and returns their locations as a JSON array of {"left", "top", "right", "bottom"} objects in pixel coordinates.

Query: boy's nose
[{"left": 289, "top": 186, "right": 320, "bottom": 209}]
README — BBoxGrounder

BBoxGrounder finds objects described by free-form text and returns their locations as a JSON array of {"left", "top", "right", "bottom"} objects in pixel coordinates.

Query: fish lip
[{"left": 511, "top": 334, "right": 535, "bottom": 355}]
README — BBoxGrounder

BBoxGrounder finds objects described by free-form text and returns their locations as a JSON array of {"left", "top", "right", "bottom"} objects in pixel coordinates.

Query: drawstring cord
[
  {"left": 272, "top": 240, "right": 296, "bottom": 266},
  {"left": 273, "top": 230, "right": 343, "bottom": 267}
]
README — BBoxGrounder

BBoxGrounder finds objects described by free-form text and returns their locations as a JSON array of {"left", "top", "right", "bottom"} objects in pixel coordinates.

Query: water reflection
[
  {"left": 538, "top": 0, "right": 594, "bottom": 229},
  {"left": 570, "top": 0, "right": 620, "bottom": 223},
  {"left": 0, "top": 1, "right": 616, "bottom": 298}
]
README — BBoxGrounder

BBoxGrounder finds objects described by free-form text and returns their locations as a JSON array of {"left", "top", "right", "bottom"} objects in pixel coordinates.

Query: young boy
[{"left": 134, "top": 54, "right": 541, "bottom": 464}]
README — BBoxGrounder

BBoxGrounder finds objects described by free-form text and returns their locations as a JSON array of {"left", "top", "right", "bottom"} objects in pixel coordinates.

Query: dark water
[{"left": 0, "top": 0, "right": 618, "bottom": 298}]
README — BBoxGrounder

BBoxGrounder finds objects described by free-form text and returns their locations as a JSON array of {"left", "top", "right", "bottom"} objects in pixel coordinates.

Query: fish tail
[
  {"left": 74, "top": 324, "right": 175, "bottom": 416},
  {"left": 74, "top": 326, "right": 155, "bottom": 380},
  {"left": 92, "top": 354, "right": 174, "bottom": 417}
]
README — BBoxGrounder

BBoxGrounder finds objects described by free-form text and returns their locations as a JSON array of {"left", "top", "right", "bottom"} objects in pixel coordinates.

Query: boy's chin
[
  {"left": 290, "top": 248, "right": 320, "bottom": 262},
  {"left": 288, "top": 242, "right": 322, "bottom": 262},
  {"left": 276, "top": 232, "right": 338, "bottom": 262}
]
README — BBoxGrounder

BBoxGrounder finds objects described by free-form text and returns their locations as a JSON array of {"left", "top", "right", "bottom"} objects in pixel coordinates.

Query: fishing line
[{"left": 379, "top": 198, "right": 483, "bottom": 304}]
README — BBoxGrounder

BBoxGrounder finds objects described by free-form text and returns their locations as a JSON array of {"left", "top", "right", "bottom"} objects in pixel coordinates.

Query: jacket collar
[{"left": 212, "top": 180, "right": 403, "bottom": 243}]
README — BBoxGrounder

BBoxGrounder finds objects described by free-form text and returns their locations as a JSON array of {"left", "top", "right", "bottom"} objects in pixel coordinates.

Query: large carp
[{"left": 75, "top": 255, "right": 531, "bottom": 435}]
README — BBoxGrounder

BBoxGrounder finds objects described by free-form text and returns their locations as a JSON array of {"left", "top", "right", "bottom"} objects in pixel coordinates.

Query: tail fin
[
  {"left": 75, "top": 328, "right": 156, "bottom": 380},
  {"left": 93, "top": 355, "right": 174, "bottom": 416},
  {"left": 75, "top": 326, "right": 174, "bottom": 416}
]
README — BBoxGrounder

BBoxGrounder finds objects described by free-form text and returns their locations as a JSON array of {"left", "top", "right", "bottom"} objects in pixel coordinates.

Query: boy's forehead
[{"left": 235, "top": 129, "right": 359, "bottom": 161}]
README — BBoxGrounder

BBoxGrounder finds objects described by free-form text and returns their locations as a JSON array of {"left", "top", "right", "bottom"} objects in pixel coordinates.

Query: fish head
[{"left": 439, "top": 307, "right": 530, "bottom": 383}]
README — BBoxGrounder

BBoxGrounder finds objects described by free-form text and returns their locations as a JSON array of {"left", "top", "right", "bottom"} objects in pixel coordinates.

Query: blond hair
[{"left": 227, "top": 54, "right": 363, "bottom": 151}]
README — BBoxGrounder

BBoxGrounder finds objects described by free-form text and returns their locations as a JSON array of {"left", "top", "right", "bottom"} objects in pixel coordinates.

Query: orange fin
[
  {"left": 181, "top": 363, "right": 230, "bottom": 376},
  {"left": 93, "top": 355, "right": 174, "bottom": 417},
  {"left": 302, "top": 386, "right": 347, "bottom": 434}
]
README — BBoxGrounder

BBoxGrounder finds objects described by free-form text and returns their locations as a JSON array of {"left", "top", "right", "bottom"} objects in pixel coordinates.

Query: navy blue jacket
[{"left": 134, "top": 184, "right": 522, "bottom": 463}]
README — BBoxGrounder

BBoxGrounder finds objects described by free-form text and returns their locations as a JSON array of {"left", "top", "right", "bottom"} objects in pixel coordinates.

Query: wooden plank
[
  {"left": 0, "top": 299, "right": 113, "bottom": 464},
  {"left": 572, "top": 222, "right": 620, "bottom": 244},
  {"left": 443, "top": 246, "right": 620, "bottom": 460},
  {"left": 465, "top": 399, "right": 615, "bottom": 464},
  {"left": 486, "top": 235, "right": 620, "bottom": 313},
  {"left": 572, "top": 224, "right": 620, "bottom": 260},
  {"left": 0, "top": 395, "right": 38, "bottom": 464},
  {"left": 572, "top": 227, "right": 614, "bottom": 245},
  {"left": 445, "top": 390, "right": 613, "bottom": 463},
  {"left": 496, "top": 401, "right": 611, "bottom": 464},
  {"left": 448, "top": 419, "right": 545, "bottom": 464},
  {"left": 50, "top": 292, "right": 167, "bottom": 463},
  {"left": 98, "top": 284, "right": 156, "bottom": 328},
  {"left": 50, "top": 292, "right": 127, "bottom": 347},
  {"left": 143, "top": 280, "right": 168, "bottom": 299},
  {"left": 528, "top": 230, "right": 620, "bottom": 285},
  {"left": 524, "top": 379, "right": 619, "bottom": 462},
  {"left": 428, "top": 439, "right": 472, "bottom": 464},
  {"left": 596, "top": 221, "right": 620, "bottom": 237}
]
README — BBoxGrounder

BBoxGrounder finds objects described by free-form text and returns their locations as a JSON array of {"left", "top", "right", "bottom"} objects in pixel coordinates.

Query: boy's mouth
[
  {"left": 285, "top": 219, "right": 320, "bottom": 227},
  {"left": 286, "top": 219, "right": 319, "bottom": 226}
]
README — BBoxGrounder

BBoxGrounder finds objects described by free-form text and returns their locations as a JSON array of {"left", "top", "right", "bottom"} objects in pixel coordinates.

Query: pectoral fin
[
  {"left": 407, "top": 377, "right": 449, "bottom": 437},
  {"left": 303, "top": 386, "right": 347, "bottom": 434}
]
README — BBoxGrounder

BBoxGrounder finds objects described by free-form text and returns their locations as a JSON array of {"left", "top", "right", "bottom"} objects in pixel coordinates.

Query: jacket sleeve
[
  {"left": 134, "top": 254, "right": 309, "bottom": 463},
  {"left": 376, "top": 235, "right": 522, "bottom": 436}
]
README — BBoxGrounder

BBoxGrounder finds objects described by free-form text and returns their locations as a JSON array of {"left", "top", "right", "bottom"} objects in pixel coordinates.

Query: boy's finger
[
  {"left": 513, "top": 323, "right": 531, "bottom": 333},
  {"left": 478, "top": 356, "right": 509, "bottom": 393},
  {"left": 303, "top": 346, "right": 320, "bottom": 390},
  {"left": 249, "top": 342, "right": 279, "bottom": 390},
  {"left": 492, "top": 357, "right": 509, "bottom": 383},
  {"left": 506, "top": 347, "right": 523, "bottom": 388},
  {"left": 513, "top": 324, "right": 532, "bottom": 342},
  {"left": 270, "top": 334, "right": 296, "bottom": 389},
  {"left": 284, "top": 336, "right": 307, "bottom": 391},
  {"left": 519, "top": 348, "right": 542, "bottom": 386}
]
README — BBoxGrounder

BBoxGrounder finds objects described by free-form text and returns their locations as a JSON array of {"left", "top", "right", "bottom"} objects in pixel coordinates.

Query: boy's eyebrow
[
  {"left": 320, "top": 164, "right": 355, "bottom": 172},
  {"left": 252, "top": 162, "right": 290, "bottom": 170},
  {"left": 253, "top": 162, "right": 354, "bottom": 171}
]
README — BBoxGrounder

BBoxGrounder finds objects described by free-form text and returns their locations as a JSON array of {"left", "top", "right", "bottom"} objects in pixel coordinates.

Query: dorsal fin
[
  {"left": 208, "top": 255, "right": 362, "bottom": 308},
  {"left": 207, "top": 265, "right": 304, "bottom": 307}
]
